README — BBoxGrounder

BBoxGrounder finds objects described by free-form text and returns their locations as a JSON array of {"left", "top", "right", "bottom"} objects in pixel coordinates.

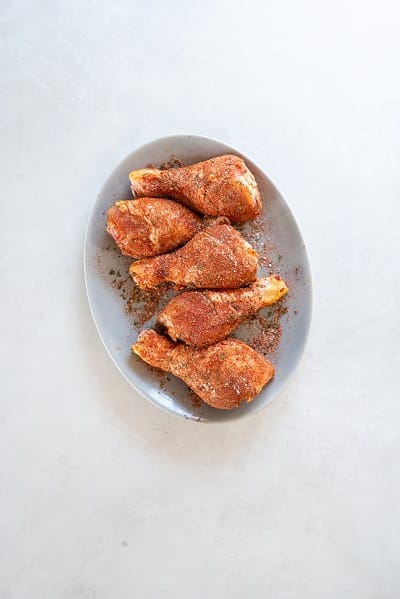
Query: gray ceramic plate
[{"left": 84, "top": 135, "right": 312, "bottom": 422}]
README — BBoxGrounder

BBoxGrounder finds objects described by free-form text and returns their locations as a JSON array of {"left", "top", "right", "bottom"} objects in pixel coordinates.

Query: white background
[{"left": 1, "top": 1, "right": 399, "bottom": 597}]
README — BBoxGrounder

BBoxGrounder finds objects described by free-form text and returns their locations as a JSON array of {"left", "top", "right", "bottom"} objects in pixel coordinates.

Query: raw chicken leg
[
  {"left": 132, "top": 329, "right": 275, "bottom": 410},
  {"left": 106, "top": 198, "right": 203, "bottom": 258},
  {"left": 129, "top": 224, "right": 258, "bottom": 290},
  {"left": 158, "top": 275, "right": 288, "bottom": 346},
  {"left": 129, "top": 155, "right": 262, "bottom": 223}
]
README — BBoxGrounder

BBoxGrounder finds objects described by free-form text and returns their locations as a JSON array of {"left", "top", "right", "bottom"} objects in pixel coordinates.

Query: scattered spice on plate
[
  {"left": 246, "top": 301, "right": 288, "bottom": 361},
  {"left": 108, "top": 267, "right": 169, "bottom": 325},
  {"left": 238, "top": 215, "right": 276, "bottom": 268},
  {"left": 146, "top": 156, "right": 184, "bottom": 170}
]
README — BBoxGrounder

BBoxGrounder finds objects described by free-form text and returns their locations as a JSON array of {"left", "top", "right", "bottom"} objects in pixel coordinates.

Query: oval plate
[{"left": 84, "top": 135, "right": 312, "bottom": 422}]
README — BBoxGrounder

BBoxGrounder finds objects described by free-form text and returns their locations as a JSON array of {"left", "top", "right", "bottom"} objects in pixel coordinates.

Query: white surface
[{"left": 1, "top": 1, "right": 399, "bottom": 597}]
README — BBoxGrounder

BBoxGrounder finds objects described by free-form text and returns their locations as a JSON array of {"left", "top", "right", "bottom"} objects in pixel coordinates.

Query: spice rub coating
[
  {"left": 107, "top": 198, "right": 202, "bottom": 258},
  {"left": 129, "top": 155, "right": 262, "bottom": 223},
  {"left": 129, "top": 224, "right": 258, "bottom": 290},
  {"left": 158, "top": 275, "right": 288, "bottom": 346},
  {"left": 132, "top": 329, "right": 275, "bottom": 410}
]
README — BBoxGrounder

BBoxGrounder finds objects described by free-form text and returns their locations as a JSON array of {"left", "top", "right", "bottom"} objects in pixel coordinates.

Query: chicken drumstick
[
  {"left": 129, "top": 223, "right": 258, "bottom": 290},
  {"left": 107, "top": 198, "right": 203, "bottom": 258},
  {"left": 129, "top": 155, "right": 262, "bottom": 223},
  {"left": 132, "top": 329, "right": 275, "bottom": 410},
  {"left": 158, "top": 275, "right": 288, "bottom": 346}
]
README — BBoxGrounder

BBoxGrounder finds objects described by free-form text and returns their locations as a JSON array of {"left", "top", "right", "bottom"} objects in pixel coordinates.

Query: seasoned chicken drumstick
[
  {"left": 129, "top": 223, "right": 258, "bottom": 290},
  {"left": 129, "top": 155, "right": 262, "bottom": 223},
  {"left": 107, "top": 198, "right": 203, "bottom": 258},
  {"left": 132, "top": 329, "right": 275, "bottom": 410},
  {"left": 158, "top": 275, "right": 288, "bottom": 346}
]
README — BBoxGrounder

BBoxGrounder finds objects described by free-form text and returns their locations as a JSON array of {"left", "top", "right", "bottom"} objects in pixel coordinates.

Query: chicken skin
[
  {"left": 158, "top": 275, "right": 288, "bottom": 346},
  {"left": 129, "top": 223, "right": 258, "bottom": 290},
  {"left": 106, "top": 198, "right": 203, "bottom": 258},
  {"left": 129, "top": 155, "right": 262, "bottom": 223},
  {"left": 132, "top": 329, "right": 275, "bottom": 410}
]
